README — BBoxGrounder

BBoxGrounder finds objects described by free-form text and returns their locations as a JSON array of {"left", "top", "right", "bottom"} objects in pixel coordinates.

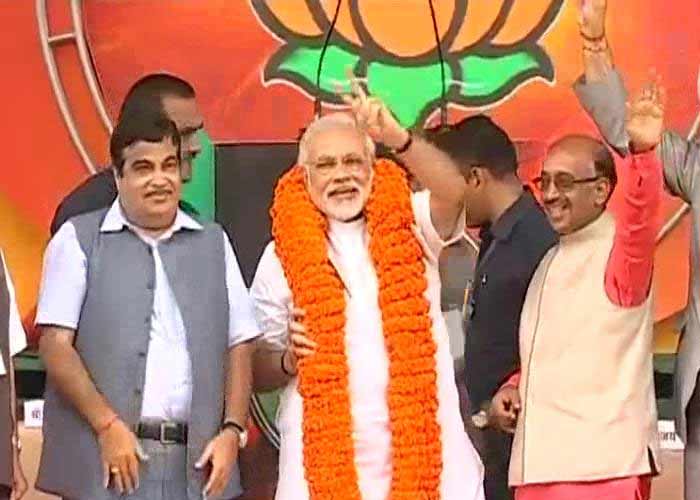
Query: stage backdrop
[{"left": 2, "top": 1, "right": 700, "bottom": 497}]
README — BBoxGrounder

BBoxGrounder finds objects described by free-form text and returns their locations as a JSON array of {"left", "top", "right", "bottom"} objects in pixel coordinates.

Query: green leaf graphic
[
  {"left": 272, "top": 44, "right": 360, "bottom": 94},
  {"left": 366, "top": 61, "right": 452, "bottom": 127},
  {"left": 456, "top": 49, "right": 549, "bottom": 101}
]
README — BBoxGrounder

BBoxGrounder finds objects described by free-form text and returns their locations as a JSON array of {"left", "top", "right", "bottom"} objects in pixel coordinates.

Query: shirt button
[
  {"left": 137, "top": 351, "right": 146, "bottom": 358},
  {"left": 146, "top": 281, "right": 155, "bottom": 290},
  {"left": 134, "top": 388, "right": 142, "bottom": 396}
]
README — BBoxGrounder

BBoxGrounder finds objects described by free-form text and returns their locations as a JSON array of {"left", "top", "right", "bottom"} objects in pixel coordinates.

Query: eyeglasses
[{"left": 533, "top": 173, "right": 601, "bottom": 192}]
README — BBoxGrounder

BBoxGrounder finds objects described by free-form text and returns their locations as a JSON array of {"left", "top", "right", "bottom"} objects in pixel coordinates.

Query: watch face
[{"left": 471, "top": 412, "right": 490, "bottom": 430}]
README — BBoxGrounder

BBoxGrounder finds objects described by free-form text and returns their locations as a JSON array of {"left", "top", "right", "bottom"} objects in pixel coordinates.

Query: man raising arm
[{"left": 575, "top": 4, "right": 700, "bottom": 499}]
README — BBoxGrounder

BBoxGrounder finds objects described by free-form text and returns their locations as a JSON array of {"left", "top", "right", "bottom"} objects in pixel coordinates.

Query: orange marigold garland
[{"left": 271, "top": 159, "right": 442, "bottom": 499}]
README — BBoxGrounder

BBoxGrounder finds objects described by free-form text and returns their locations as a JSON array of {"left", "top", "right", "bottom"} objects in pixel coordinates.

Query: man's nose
[
  {"left": 332, "top": 170, "right": 353, "bottom": 183},
  {"left": 542, "top": 181, "right": 560, "bottom": 202},
  {"left": 150, "top": 170, "right": 170, "bottom": 187}
]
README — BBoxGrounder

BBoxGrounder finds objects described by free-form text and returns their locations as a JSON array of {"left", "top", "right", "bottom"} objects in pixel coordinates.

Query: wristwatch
[
  {"left": 221, "top": 419, "right": 248, "bottom": 449},
  {"left": 471, "top": 410, "right": 490, "bottom": 430},
  {"left": 390, "top": 130, "right": 413, "bottom": 155}
]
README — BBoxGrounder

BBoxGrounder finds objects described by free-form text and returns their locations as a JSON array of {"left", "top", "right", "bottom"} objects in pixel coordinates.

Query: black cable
[
  {"left": 427, "top": 0, "right": 447, "bottom": 127},
  {"left": 315, "top": 0, "right": 344, "bottom": 118}
]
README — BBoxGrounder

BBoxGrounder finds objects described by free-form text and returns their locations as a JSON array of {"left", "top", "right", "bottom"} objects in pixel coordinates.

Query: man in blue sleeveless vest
[{"left": 35, "top": 110, "right": 259, "bottom": 499}]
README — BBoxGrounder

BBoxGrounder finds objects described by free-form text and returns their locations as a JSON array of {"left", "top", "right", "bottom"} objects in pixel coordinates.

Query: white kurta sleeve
[
  {"left": 250, "top": 242, "right": 292, "bottom": 351},
  {"left": 35, "top": 221, "right": 87, "bottom": 329},
  {"left": 222, "top": 231, "right": 262, "bottom": 347},
  {"left": 411, "top": 190, "right": 467, "bottom": 262}
]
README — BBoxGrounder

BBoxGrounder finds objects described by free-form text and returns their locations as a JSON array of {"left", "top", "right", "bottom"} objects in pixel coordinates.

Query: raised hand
[
  {"left": 341, "top": 71, "right": 409, "bottom": 150},
  {"left": 626, "top": 77, "right": 666, "bottom": 153},
  {"left": 579, "top": 0, "right": 607, "bottom": 39}
]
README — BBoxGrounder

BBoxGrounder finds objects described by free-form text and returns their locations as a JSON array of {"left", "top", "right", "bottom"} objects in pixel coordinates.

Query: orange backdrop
[
  {"left": 3, "top": 0, "right": 697, "bottom": 343},
  {"left": 1, "top": 2, "right": 698, "bottom": 497}
]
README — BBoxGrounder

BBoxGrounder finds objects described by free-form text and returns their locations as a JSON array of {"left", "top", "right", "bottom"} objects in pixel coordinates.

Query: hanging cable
[
  {"left": 315, "top": 0, "right": 344, "bottom": 118},
  {"left": 427, "top": 0, "right": 448, "bottom": 128}
]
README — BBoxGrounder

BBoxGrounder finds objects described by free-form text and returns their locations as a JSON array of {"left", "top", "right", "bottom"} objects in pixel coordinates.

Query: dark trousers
[
  {"left": 459, "top": 380, "right": 513, "bottom": 500},
  {"left": 468, "top": 425, "right": 513, "bottom": 500},
  {"left": 0, "top": 485, "right": 10, "bottom": 500},
  {"left": 686, "top": 372, "right": 700, "bottom": 500}
]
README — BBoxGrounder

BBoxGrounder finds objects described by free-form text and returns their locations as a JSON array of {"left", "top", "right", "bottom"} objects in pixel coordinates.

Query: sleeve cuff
[
  {"left": 629, "top": 147, "right": 659, "bottom": 162},
  {"left": 228, "top": 326, "right": 263, "bottom": 348},
  {"left": 573, "top": 68, "right": 625, "bottom": 97},
  {"left": 34, "top": 317, "right": 79, "bottom": 330},
  {"left": 500, "top": 371, "right": 521, "bottom": 390}
]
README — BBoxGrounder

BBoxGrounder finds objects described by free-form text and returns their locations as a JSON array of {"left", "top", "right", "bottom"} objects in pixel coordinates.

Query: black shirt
[
  {"left": 464, "top": 190, "right": 557, "bottom": 411},
  {"left": 50, "top": 168, "right": 198, "bottom": 236},
  {"left": 50, "top": 170, "right": 117, "bottom": 236}
]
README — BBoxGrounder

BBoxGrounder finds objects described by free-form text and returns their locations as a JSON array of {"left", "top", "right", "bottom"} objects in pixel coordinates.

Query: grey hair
[{"left": 297, "top": 113, "right": 376, "bottom": 167}]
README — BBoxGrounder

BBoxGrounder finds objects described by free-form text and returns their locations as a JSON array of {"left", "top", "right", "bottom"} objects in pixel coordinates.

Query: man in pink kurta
[{"left": 490, "top": 81, "right": 666, "bottom": 499}]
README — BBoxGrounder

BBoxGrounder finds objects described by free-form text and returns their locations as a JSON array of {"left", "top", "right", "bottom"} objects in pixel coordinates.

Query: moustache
[
  {"left": 327, "top": 184, "right": 361, "bottom": 197},
  {"left": 145, "top": 189, "right": 173, "bottom": 198}
]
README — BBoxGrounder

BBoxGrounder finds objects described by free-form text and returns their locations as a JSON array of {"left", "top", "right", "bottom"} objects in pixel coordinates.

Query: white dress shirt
[
  {"left": 251, "top": 191, "right": 484, "bottom": 500},
  {"left": 36, "top": 201, "right": 260, "bottom": 421},
  {"left": 0, "top": 251, "right": 28, "bottom": 375}
]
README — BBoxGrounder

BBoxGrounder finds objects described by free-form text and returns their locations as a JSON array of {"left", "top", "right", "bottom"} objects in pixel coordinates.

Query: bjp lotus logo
[{"left": 251, "top": 0, "right": 565, "bottom": 126}]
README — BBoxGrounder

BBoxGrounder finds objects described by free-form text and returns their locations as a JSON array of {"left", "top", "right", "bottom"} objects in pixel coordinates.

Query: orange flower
[
  {"left": 253, "top": 0, "right": 565, "bottom": 127},
  {"left": 271, "top": 159, "right": 442, "bottom": 499},
  {"left": 258, "top": 0, "right": 561, "bottom": 57}
]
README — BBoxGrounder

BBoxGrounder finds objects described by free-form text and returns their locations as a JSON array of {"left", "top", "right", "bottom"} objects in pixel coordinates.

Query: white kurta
[
  {"left": 0, "top": 250, "right": 28, "bottom": 375},
  {"left": 251, "top": 191, "right": 484, "bottom": 500}
]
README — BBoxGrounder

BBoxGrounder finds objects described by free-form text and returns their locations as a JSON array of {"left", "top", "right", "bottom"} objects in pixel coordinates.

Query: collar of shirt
[
  {"left": 479, "top": 189, "right": 538, "bottom": 243},
  {"left": 100, "top": 199, "right": 203, "bottom": 245}
]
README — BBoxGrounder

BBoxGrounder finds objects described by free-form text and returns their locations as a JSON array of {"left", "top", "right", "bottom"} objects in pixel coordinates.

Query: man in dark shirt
[
  {"left": 430, "top": 116, "right": 557, "bottom": 500},
  {"left": 50, "top": 73, "right": 204, "bottom": 235}
]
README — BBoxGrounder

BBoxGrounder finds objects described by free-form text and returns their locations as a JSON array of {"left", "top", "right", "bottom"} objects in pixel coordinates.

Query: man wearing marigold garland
[
  {"left": 489, "top": 78, "right": 666, "bottom": 499},
  {"left": 250, "top": 80, "right": 485, "bottom": 499}
]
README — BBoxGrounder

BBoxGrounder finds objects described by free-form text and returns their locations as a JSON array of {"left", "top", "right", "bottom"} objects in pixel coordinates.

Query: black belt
[{"left": 135, "top": 421, "right": 188, "bottom": 445}]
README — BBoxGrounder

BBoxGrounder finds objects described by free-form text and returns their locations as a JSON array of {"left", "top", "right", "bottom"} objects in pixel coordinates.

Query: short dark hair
[
  {"left": 427, "top": 115, "right": 518, "bottom": 178},
  {"left": 591, "top": 143, "right": 617, "bottom": 192},
  {"left": 110, "top": 109, "right": 181, "bottom": 175},
  {"left": 118, "top": 73, "right": 195, "bottom": 120},
  {"left": 549, "top": 135, "right": 618, "bottom": 194}
]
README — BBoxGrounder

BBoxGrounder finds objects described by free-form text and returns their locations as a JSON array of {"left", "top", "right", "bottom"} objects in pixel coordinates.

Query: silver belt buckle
[{"left": 159, "top": 422, "right": 178, "bottom": 445}]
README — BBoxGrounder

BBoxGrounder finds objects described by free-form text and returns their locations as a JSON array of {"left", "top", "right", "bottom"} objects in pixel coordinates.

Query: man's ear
[
  {"left": 112, "top": 165, "right": 123, "bottom": 193},
  {"left": 594, "top": 178, "right": 612, "bottom": 207},
  {"left": 302, "top": 165, "right": 311, "bottom": 187},
  {"left": 471, "top": 167, "right": 490, "bottom": 188}
]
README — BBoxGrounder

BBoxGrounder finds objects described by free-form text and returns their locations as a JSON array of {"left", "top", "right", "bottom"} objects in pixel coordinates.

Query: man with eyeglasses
[
  {"left": 489, "top": 81, "right": 665, "bottom": 500},
  {"left": 574, "top": 2, "right": 700, "bottom": 498}
]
